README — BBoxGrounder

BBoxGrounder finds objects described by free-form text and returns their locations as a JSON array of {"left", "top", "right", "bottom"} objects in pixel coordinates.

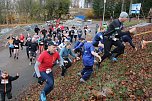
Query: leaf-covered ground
[{"left": 15, "top": 25, "right": 152, "bottom": 101}]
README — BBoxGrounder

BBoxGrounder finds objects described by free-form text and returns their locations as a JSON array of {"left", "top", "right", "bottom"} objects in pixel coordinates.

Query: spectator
[{"left": 0, "top": 70, "right": 19, "bottom": 101}]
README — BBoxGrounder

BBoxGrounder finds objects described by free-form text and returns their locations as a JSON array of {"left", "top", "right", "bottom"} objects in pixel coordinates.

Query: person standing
[
  {"left": 0, "top": 71, "right": 19, "bottom": 101},
  {"left": 34, "top": 41, "right": 60, "bottom": 101}
]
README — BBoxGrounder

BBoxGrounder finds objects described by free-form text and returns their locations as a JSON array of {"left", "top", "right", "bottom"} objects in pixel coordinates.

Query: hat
[
  {"left": 48, "top": 41, "right": 58, "bottom": 46},
  {"left": 119, "top": 12, "right": 128, "bottom": 18}
]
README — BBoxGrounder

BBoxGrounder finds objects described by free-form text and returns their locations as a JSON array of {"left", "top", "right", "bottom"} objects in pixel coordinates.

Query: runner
[
  {"left": 78, "top": 35, "right": 101, "bottom": 83},
  {"left": 60, "top": 42, "right": 79, "bottom": 77},
  {"left": 29, "top": 38, "right": 38, "bottom": 65},
  {"left": 73, "top": 38, "right": 85, "bottom": 58},
  {"left": 38, "top": 35, "right": 45, "bottom": 54},
  {"left": 34, "top": 25, "right": 40, "bottom": 35},
  {"left": 92, "top": 26, "right": 105, "bottom": 53},
  {"left": 40, "top": 27, "right": 47, "bottom": 38},
  {"left": 25, "top": 38, "right": 32, "bottom": 58},
  {"left": 34, "top": 41, "right": 60, "bottom": 101},
  {"left": 13, "top": 36, "right": 20, "bottom": 59},
  {"left": 5, "top": 37, "right": 14, "bottom": 57},
  {"left": 19, "top": 33, "right": 25, "bottom": 50},
  {"left": 101, "top": 12, "right": 136, "bottom": 62}
]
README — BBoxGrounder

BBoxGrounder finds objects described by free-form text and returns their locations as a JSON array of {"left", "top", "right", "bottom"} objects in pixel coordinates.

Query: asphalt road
[{"left": 0, "top": 47, "right": 37, "bottom": 101}]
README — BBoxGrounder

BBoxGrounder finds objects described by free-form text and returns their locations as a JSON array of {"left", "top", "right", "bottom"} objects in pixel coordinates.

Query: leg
[
  {"left": 6, "top": 92, "right": 12, "bottom": 99},
  {"left": 101, "top": 37, "right": 112, "bottom": 62},
  {"left": 81, "top": 66, "right": 93, "bottom": 81},
  {"left": 40, "top": 72, "right": 54, "bottom": 95},
  {"left": 26, "top": 47, "right": 29, "bottom": 58},
  {"left": 61, "top": 65, "right": 66, "bottom": 76},
  {"left": 16, "top": 49, "right": 19, "bottom": 59},
  {"left": 111, "top": 40, "right": 125, "bottom": 58},
  {"left": 14, "top": 49, "right": 16, "bottom": 59},
  {"left": 9, "top": 48, "right": 12, "bottom": 57},
  {"left": 0, "top": 92, "right": 6, "bottom": 101}
]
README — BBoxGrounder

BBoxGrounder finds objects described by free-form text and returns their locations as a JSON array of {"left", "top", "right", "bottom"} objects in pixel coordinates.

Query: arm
[
  {"left": 90, "top": 44, "right": 101, "bottom": 61},
  {"left": 91, "top": 51, "right": 101, "bottom": 60},
  {"left": 34, "top": 61, "right": 41, "bottom": 78},
  {"left": 5, "top": 41, "right": 8, "bottom": 47},
  {"left": 59, "top": 48, "right": 64, "bottom": 66},
  {"left": 69, "top": 49, "right": 76, "bottom": 58},
  {"left": 73, "top": 42, "right": 84, "bottom": 50},
  {"left": 128, "top": 38, "right": 135, "bottom": 48},
  {"left": 9, "top": 75, "right": 19, "bottom": 81}
]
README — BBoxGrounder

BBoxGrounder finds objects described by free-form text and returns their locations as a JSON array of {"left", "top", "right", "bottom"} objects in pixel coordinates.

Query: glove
[{"left": 38, "top": 77, "right": 44, "bottom": 85}]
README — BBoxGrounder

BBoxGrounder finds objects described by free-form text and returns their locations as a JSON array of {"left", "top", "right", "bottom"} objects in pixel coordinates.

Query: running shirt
[
  {"left": 19, "top": 35, "right": 25, "bottom": 42},
  {"left": 13, "top": 39, "right": 20, "bottom": 48},
  {"left": 8, "top": 39, "right": 14, "bottom": 48},
  {"left": 38, "top": 51, "right": 60, "bottom": 71},
  {"left": 104, "top": 19, "right": 130, "bottom": 39},
  {"left": 29, "top": 42, "right": 38, "bottom": 52}
]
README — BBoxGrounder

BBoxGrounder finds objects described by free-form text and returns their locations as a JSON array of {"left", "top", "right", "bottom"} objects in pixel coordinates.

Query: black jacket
[
  {"left": 104, "top": 19, "right": 130, "bottom": 39},
  {"left": 0, "top": 75, "right": 19, "bottom": 93}
]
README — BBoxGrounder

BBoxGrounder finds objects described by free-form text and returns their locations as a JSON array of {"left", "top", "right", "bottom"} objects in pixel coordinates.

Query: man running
[
  {"left": 34, "top": 41, "right": 60, "bottom": 101},
  {"left": 101, "top": 12, "right": 136, "bottom": 62}
]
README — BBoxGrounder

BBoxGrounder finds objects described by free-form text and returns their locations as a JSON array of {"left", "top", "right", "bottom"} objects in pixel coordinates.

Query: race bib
[
  {"left": 14, "top": 45, "right": 18, "bottom": 47},
  {"left": 1, "top": 79, "right": 8, "bottom": 84},
  {"left": 46, "top": 68, "right": 52, "bottom": 74}
]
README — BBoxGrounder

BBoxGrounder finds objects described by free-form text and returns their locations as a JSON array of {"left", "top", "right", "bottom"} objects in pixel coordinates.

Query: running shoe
[{"left": 40, "top": 91, "right": 46, "bottom": 101}]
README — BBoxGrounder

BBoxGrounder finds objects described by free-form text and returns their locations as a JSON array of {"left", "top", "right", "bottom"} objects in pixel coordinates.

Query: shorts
[
  {"left": 14, "top": 45, "right": 19, "bottom": 49},
  {"left": 29, "top": 51, "right": 36, "bottom": 57}
]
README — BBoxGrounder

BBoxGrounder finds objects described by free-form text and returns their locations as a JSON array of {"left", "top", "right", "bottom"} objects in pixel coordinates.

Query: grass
[
  {"left": 124, "top": 19, "right": 147, "bottom": 27},
  {"left": 15, "top": 21, "right": 152, "bottom": 101}
]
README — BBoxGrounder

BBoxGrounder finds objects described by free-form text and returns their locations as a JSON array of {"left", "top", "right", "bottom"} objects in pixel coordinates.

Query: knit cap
[{"left": 119, "top": 12, "right": 128, "bottom": 18}]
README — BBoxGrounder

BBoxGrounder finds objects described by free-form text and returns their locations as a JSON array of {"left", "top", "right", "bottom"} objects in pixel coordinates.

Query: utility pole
[
  {"left": 121, "top": 0, "right": 125, "bottom": 12},
  {"left": 129, "top": 0, "right": 133, "bottom": 15},
  {"left": 103, "top": 0, "right": 106, "bottom": 22}
]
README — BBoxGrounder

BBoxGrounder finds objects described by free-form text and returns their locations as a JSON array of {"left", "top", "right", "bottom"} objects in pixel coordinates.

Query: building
[{"left": 71, "top": 0, "right": 93, "bottom": 8}]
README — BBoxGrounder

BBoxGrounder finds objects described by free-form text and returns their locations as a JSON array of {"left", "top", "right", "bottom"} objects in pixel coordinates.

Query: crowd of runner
[{"left": 1, "top": 12, "right": 149, "bottom": 101}]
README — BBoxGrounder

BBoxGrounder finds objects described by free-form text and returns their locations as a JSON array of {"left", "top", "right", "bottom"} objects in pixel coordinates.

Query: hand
[
  {"left": 16, "top": 73, "right": 19, "bottom": 76},
  {"left": 99, "top": 43, "right": 104, "bottom": 48},
  {"left": 73, "top": 59, "right": 76, "bottom": 63},
  {"left": 64, "top": 60, "right": 68, "bottom": 63},
  {"left": 135, "top": 47, "right": 138, "bottom": 51},
  {"left": 36, "top": 50, "right": 38, "bottom": 54},
  {"left": 129, "top": 27, "right": 136, "bottom": 34},
  {"left": 98, "top": 56, "right": 101, "bottom": 62},
  {"left": 76, "top": 57, "right": 80, "bottom": 60},
  {"left": 38, "top": 77, "right": 44, "bottom": 85}
]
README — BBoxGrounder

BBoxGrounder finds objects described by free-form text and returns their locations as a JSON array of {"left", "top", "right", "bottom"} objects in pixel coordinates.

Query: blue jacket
[
  {"left": 92, "top": 32, "right": 104, "bottom": 47},
  {"left": 60, "top": 47, "right": 76, "bottom": 66},
  {"left": 82, "top": 42, "right": 95, "bottom": 66}
]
